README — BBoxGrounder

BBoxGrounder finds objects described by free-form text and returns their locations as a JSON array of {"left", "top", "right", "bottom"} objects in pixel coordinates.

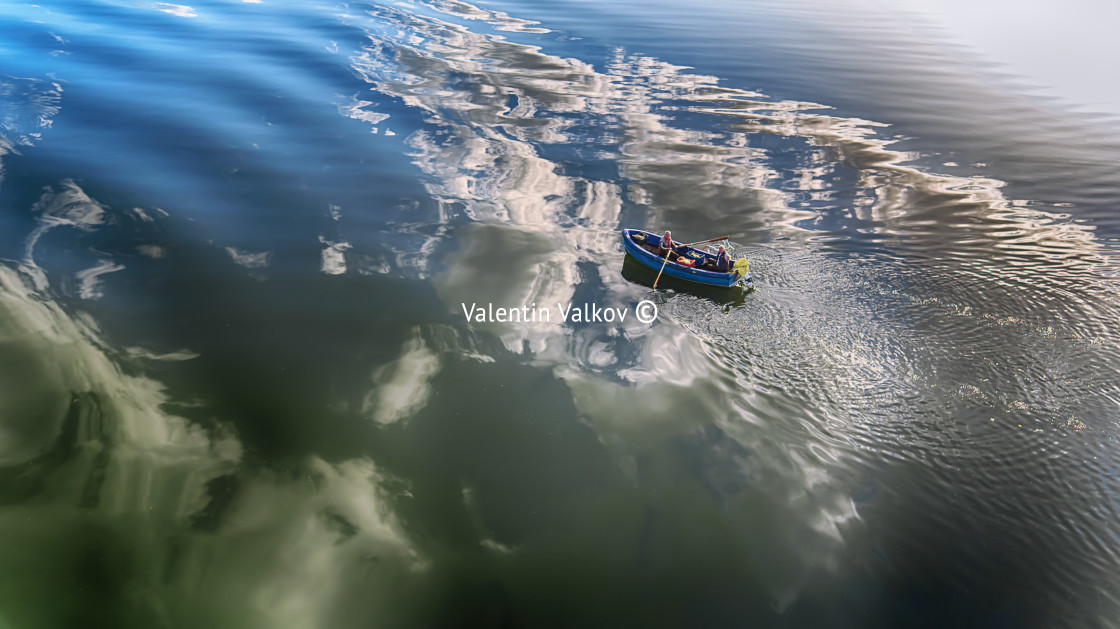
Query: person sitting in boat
[
  {"left": 658, "top": 230, "right": 679, "bottom": 261},
  {"left": 714, "top": 245, "right": 732, "bottom": 272}
]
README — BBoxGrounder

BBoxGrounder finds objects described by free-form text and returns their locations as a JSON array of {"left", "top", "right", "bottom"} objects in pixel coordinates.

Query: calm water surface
[{"left": 2, "top": 0, "right": 1120, "bottom": 627}]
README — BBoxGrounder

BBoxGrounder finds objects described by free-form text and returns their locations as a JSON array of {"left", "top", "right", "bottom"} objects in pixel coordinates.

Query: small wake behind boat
[{"left": 621, "top": 229, "right": 751, "bottom": 288}]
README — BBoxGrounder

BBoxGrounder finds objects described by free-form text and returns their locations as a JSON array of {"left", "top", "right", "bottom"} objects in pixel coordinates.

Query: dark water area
[{"left": 2, "top": 0, "right": 1120, "bottom": 627}]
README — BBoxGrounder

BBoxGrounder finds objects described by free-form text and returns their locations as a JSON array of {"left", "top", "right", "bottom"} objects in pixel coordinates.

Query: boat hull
[{"left": 621, "top": 229, "right": 750, "bottom": 288}]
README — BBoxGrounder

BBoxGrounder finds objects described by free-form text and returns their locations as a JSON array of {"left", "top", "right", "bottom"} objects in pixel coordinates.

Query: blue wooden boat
[{"left": 621, "top": 229, "right": 751, "bottom": 288}]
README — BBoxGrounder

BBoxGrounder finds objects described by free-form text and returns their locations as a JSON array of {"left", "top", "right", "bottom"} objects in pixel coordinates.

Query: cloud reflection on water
[
  {"left": 148, "top": 2, "right": 197, "bottom": 18},
  {"left": 0, "top": 257, "right": 426, "bottom": 626},
  {"left": 2, "top": 176, "right": 424, "bottom": 625},
  {"left": 337, "top": 0, "right": 1120, "bottom": 614},
  {"left": 339, "top": 0, "right": 898, "bottom": 603},
  {"left": 0, "top": 76, "right": 62, "bottom": 186}
]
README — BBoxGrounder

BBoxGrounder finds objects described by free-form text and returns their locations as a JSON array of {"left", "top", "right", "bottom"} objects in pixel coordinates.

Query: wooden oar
[
  {"left": 683, "top": 235, "right": 730, "bottom": 247},
  {"left": 653, "top": 249, "right": 672, "bottom": 289}
]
